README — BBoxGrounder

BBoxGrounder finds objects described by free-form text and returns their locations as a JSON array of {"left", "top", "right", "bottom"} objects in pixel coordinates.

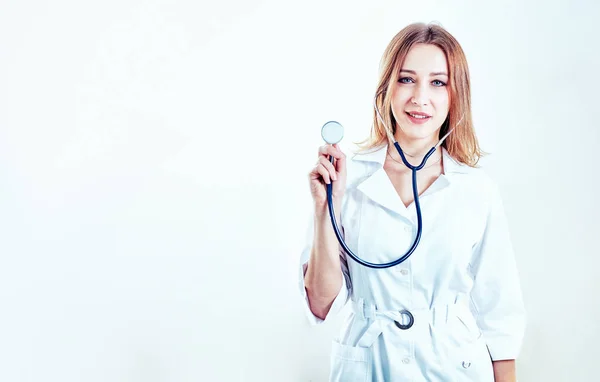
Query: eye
[
  {"left": 398, "top": 77, "right": 414, "bottom": 84},
  {"left": 432, "top": 80, "right": 446, "bottom": 87}
]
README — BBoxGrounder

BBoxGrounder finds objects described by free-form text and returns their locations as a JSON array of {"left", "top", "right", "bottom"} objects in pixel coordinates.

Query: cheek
[
  {"left": 391, "top": 92, "right": 410, "bottom": 115},
  {"left": 433, "top": 92, "right": 450, "bottom": 114}
]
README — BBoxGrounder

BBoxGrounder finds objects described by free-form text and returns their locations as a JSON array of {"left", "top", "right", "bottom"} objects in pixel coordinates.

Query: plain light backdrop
[{"left": 1, "top": 0, "right": 598, "bottom": 381}]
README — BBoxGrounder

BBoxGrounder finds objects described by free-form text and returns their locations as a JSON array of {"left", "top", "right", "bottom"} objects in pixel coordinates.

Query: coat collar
[
  {"left": 350, "top": 144, "right": 474, "bottom": 217},
  {"left": 351, "top": 144, "right": 473, "bottom": 175}
]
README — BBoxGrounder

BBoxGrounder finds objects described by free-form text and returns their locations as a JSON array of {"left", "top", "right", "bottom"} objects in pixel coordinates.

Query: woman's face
[{"left": 390, "top": 43, "right": 451, "bottom": 142}]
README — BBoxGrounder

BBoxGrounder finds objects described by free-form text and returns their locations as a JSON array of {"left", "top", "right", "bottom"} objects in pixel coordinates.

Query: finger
[
  {"left": 331, "top": 144, "right": 346, "bottom": 172},
  {"left": 309, "top": 163, "right": 324, "bottom": 180},
  {"left": 318, "top": 156, "right": 338, "bottom": 181},
  {"left": 318, "top": 145, "right": 344, "bottom": 160},
  {"left": 316, "top": 163, "right": 331, "bottom": 184}
]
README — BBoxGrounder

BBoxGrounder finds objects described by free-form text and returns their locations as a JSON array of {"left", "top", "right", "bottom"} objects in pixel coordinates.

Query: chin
[{"left": 398, "top": 123, "right": 438, "bottom": 140}]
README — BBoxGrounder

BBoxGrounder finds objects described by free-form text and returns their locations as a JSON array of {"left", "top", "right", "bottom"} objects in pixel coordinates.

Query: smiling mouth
[{"left": 406, "top": 112, "right": 431, "bottom": 119}]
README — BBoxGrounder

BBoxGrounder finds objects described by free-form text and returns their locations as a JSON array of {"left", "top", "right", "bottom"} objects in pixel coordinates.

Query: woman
[{"left": 299, "top": 23, "right": 526, "bottom": 381}]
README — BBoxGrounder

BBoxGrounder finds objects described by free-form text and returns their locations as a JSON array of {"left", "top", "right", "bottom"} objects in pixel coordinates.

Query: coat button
[
  {"left": 400, "top": 269, "right": 409, "bottom": 276},
  {"left": 462, "top": 361, "right": 471, "bottom": 369},
  {"left": 404, "top": 226, "right": 412, "bottom": 233},
  {"left": 402, "top": 358, "right": 411, "bottom": 364}
]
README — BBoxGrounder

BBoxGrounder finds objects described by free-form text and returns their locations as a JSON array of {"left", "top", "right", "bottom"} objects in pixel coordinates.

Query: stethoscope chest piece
[{"left": 321, "top": 121, "right": 344, "bottom": 144}]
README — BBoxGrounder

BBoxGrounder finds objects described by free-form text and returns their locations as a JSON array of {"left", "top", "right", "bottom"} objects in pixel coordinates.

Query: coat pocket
[
  {"left": 448, "top": 334, "right": 494, "bottom": 382},
  {"left": 445, "top": 311, "right": 494, "bottom": 382},
  {"left": 328, "top": 340, "right": 371, "bottom": 382},
  {"left": 455, "top": 308, "right": 482, "bottom": 343}
]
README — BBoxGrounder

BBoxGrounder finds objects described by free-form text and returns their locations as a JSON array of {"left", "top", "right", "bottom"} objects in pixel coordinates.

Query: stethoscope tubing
[{"left": 326, "top": 144, "right": 437, "bottom": 269}]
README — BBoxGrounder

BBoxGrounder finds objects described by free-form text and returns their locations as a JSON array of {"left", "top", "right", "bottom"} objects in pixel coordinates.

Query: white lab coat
[{"left": 298, "top": 144, "right": 526, "bottom": 382}]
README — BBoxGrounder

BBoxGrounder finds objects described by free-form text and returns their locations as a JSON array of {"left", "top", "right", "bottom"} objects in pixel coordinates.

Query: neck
[{"left": 393, "top": 132, "right": 439, "bottom": 158}]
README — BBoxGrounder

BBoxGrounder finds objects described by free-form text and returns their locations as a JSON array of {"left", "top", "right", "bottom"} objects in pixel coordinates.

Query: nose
[{"left": 411, "top": 83, "right": 429, "bottom": 106}]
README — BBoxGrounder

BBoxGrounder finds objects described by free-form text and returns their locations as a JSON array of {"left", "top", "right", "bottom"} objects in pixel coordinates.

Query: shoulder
[
  {"left": 461, "top": 166, "right": 498, "bottom": 192},
  {"left": 444, "top": 152, "right": 496, "bottom": 189},
  {"left": 445, "top": 154, "right": 503, "bottom": 211},
  {"left": 343, "top": 143, "right": 386, "bottom": 189}
]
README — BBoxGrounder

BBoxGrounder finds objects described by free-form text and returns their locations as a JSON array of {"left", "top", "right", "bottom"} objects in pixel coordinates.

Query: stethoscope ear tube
[{"left": 326, "top": 146, "right": 434, "bottom": 269}]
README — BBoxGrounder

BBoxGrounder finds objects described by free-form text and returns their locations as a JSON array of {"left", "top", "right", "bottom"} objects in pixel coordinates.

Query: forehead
[{"left": 401, "top": 43, "right": 448, "bottom": 74}]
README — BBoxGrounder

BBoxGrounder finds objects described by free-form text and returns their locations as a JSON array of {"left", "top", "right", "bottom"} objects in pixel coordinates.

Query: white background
[{"left": 1, "top": 0, "right": 598, "bottom": 381}]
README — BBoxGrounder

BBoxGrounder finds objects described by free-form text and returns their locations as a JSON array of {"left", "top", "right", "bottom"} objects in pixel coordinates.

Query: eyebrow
[{"left": 400, "top": 69, "right": 448, "bottom": 76}]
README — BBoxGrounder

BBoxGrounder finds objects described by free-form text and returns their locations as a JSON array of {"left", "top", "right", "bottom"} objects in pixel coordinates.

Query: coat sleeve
[
  {"left": 298, "top": 212, "right": 352, "bottom": 325},
  {"left": 469, "top": 180, "right": 527, "bottom": 361}
]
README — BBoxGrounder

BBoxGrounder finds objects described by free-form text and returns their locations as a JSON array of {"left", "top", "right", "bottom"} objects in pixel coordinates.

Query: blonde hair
[{"left": 356, "top": 22, "right": 485, "bottom": 166}]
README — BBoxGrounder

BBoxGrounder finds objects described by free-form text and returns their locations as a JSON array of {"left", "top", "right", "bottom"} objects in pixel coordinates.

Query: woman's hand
[{"left": 308, "top": 143, "right": 347, "bottom": 209}]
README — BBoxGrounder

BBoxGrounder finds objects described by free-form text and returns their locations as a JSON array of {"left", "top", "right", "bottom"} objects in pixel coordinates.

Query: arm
[
  {"left": 469, "top": 180, "right": 526, "bottom": 375},
  {"left": 492, "top": 359, "right": 516, "bottom": 382},
  {"left": 303, "top": 202, "right": 346, "bottom": 320},
  {"left": 299, "top": 144, "right": 351, "bottom": 324}
]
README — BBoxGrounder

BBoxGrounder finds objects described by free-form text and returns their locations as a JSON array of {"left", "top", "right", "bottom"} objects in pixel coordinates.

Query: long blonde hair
[{"left": 357, "top": 22, "right": 484, "bottom": 166}]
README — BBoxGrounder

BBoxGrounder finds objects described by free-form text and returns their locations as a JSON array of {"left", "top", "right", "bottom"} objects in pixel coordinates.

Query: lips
[
  {"left": 405, "top": 111, "right": 431, "bottom": 118},
  {"left": 405, "top": 111, "right": 431, "bottom": 124}
]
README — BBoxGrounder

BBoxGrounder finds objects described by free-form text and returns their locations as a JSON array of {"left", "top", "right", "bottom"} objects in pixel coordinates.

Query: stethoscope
[{"left": 321, "top": 94, "right": 459, "bottom": 269}]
